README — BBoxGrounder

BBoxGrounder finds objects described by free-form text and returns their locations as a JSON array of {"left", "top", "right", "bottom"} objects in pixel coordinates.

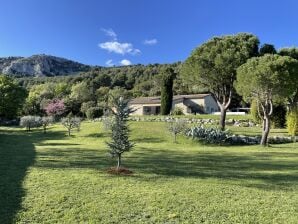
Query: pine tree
[{"left": 106, "top": 97, "right": 135, "bottom": 170}]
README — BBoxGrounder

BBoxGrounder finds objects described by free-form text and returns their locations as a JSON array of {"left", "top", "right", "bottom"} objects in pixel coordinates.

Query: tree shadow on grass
[
  {"left": 127, "top": 148, "right": 298, "bottom": 190},
  {"left": 84, "top": 133, "right": 110, "bottom": 138},
  {"left": 33, "top": 142, "right": 298, "bottom": 191},
  {"left": 132, "top": 137, "right": 166, "bottom": 143},
  {"left": 0, "top": 128, "right": 66, "bottom": 224}
]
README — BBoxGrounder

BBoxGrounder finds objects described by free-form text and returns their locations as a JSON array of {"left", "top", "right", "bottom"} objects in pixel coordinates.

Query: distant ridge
[{"left": 0, "top": 54, "right": 92, "bottom": 77}]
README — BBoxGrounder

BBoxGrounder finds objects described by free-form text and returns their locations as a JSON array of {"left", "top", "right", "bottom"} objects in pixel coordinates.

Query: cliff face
[{"left": 0, "top": 55, "right": 91, "bottom": 77}]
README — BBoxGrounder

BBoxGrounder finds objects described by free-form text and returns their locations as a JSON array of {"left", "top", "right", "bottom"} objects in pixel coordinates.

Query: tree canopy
[
  {"left": 182, "top": 33, "right": 259, "bottom": 129},
  {"left": 0, "top": 75, "right": 27, "bottom": 119},
  {"left": 259, "top": 43, "right": 277, "bottom": 55},
  {"left": 236, "top": 54, "right": 298, "bottom": 145}
]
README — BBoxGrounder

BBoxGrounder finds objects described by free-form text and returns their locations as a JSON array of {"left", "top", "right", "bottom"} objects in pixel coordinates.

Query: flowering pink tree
[{"left": 45, "top": 99, "right": 66, "bottom": 117}]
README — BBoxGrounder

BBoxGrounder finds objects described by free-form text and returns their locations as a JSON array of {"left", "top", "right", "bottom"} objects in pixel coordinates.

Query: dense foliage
[
  {"left": 14, "top": 63, "right": 197, "bottom": 118},
  {"left": 0, "top": 75, "right": 27, "bottom": 119},
  {"left": 286, "top": 107, "right": 298, "bottom": 138},
  {"left": 182, "top": 33, "right": 259, "bottom": 130},
  {"left": 236, "top": 54, "right": 298, "bottom": 145}
]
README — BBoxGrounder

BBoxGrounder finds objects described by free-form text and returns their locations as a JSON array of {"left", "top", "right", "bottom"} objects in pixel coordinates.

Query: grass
[{"left": 0, "top": 122, "right": 297, "bottom": 223}]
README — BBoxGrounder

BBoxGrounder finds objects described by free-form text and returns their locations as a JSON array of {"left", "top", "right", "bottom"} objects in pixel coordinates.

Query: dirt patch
[{"left": 106, "top": 167, "right": 133, "bottom": 175}]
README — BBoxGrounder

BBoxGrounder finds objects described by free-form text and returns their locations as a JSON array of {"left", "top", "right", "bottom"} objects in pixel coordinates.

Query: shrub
[
  {"left": 86, "top": 107, "right": 103, "bottom": 120},
  {"left": 167, "top": 119, "right": 188, "bottom": 142},
  {"left": 170, "top": 107, "right": 185, "bottom": 116},
  {"left": 287, "top": 107, "right": 298, "bottom": 139},
  {"left": 186, "top": 126, "right": 229, "bottom": 144},
  {"left": 61, "top": 116, "right": 81, "bottom": 136},
  {"left": 20, "top": 116, "right": 41, "bottom": 131}
]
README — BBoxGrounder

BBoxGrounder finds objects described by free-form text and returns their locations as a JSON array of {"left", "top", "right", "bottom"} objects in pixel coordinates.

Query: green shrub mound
[
  {"left": 170, "top": 107, "right": 185, "bottom": 115},
  {"left": 287, "top": 107, "right": 298, "bottom": 137}
]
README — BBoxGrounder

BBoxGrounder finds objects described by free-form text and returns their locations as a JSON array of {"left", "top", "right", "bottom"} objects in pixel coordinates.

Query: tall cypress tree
[
  {"left": 106, "top": 97, "right": 135, "bottom": 170},
  {"left": 160, "top": 68, "right": 175, "bottom": 115}
]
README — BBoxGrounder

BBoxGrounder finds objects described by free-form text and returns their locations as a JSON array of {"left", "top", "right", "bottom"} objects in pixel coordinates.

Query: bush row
[{"left": 185, "top": 126, "right": 296, "bottom": 145}]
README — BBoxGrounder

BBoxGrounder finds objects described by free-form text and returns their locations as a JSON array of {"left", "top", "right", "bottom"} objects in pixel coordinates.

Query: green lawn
[{"left": 0, "top": 122, "right": 297, "bottom": 223}]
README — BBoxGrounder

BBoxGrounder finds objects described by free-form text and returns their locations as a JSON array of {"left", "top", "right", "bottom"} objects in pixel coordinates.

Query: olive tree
[
  {"left": 41, "top": 116, "right": 54, "bottom": 133},
  {"left": 236, "top": 54, "right": 298, "bottom": 146},
  {"left": 61, "top": 116, "right": 81, "bottom": 136},
  {"left": 167, "top": 119, "right": 188, "bottom": 143},
  {"left": 182, "top": 33, "right": 259, "bottom": 130},
  {"left": 20, "top": 116, "right": 41, "bottom": 131}
]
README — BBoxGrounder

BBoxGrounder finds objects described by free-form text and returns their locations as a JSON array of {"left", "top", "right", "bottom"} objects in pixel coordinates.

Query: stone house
[{"left": 129, "top": 94, "right": 219, "bottom": 115}]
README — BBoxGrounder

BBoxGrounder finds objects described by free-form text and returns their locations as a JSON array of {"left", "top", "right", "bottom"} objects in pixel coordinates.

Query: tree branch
[
  {"left": 268, "top": 99, "right": 273, "bottom": 116},
  {"left": 224, "top": 89, "right": 232, "bottom": 110}
]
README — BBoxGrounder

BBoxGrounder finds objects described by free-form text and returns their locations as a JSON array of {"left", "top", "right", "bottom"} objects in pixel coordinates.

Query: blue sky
[{"left": 1, "top": 0, "right": 298, "bottom": 66}]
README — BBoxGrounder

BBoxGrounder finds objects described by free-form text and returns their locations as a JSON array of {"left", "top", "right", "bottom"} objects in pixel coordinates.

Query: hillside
[{"left": 0, "top": 54, "right": 91, "bottom": 77}]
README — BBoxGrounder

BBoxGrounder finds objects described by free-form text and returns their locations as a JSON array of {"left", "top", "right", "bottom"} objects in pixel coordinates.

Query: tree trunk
[
  {"left": 174, "top": 134, "right": 177, "bottom": 143},
  {"left": 260, "top": 116, "right": 270, "bottom": 146},
  {"left": 219, "top": 106, "right": 227, "bottom": 131},
  {"left": 117, "top": 154, "right": 121, "bottom": 170},
  {"left": 68, "top": 128, "right": 71, "bottom": 136}
]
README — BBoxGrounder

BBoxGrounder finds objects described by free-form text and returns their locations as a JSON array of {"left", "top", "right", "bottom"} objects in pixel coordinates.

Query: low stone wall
[
  {"left": 227, "top": 135, "right": 296, "bottom": 145},
  {"left": 125, "top": 116, "right": 257, "bottom": 127}
]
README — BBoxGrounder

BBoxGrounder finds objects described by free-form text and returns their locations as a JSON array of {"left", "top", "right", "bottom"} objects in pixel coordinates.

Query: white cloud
[
  {"left": 101, "top": 28, "right": 117, "bottom": 41},
  {"left": 120, "top": 59, "right": 132, "bottom": 66},
  {"left": 143, "top": 38, "right": 158, "bottom": 45},
  {"left": 99, "top": 41, "right": 141, "bottom": 55},
  {"left": 105, "top": 59, "right": 114, "bottom": 67}
]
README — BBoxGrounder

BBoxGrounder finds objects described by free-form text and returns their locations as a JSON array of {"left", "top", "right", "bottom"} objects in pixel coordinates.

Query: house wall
[
  {"left": 173, "top": 97, "right": 218, "bottom": 114},
  {"left": 130, "top": 104, "right": 143, "bottom": 115},
  {"left": 203, "top": 95, "right": 219, "bottom": 113},
  {"left": 129, "top": 95, "right": 219, "bottom": 115},
  {"left": 129, "top": 104, "right": 161, "bottom": 115}
]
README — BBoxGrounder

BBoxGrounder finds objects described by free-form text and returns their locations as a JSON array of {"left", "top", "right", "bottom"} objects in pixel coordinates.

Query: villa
[{"left": 129, "top": 94, "right": 219, "bottom": 115}]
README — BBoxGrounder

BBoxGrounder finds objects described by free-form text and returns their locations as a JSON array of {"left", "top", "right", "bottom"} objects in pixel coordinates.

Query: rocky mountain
[{"left": 0, "top": 54, "right": 91, "bottom": 77}]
